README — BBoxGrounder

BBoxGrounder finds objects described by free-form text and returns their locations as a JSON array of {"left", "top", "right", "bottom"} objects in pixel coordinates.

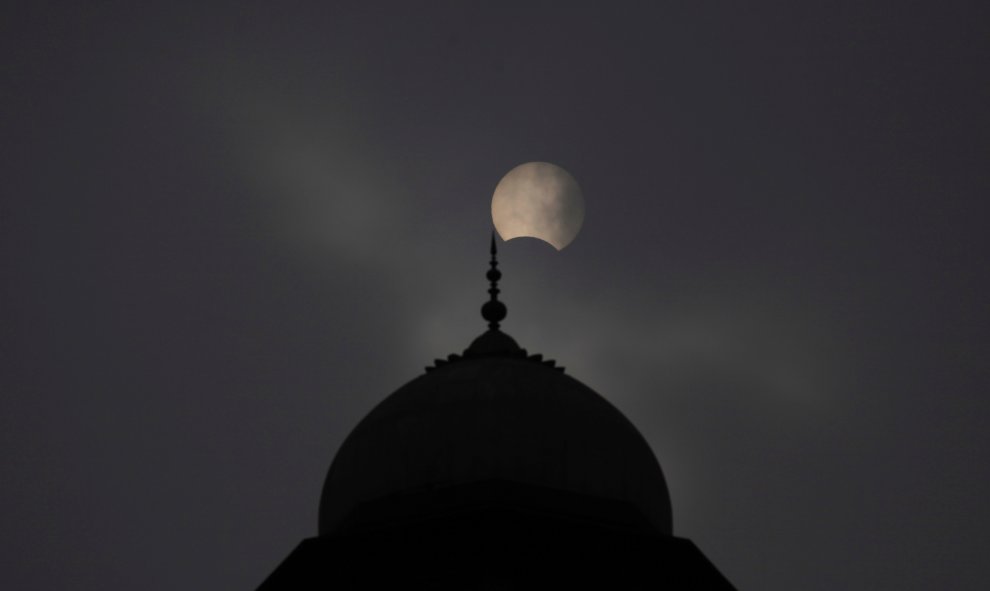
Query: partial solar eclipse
[{"left": 491, "top": 162, "right": 584, "bottom": 250}]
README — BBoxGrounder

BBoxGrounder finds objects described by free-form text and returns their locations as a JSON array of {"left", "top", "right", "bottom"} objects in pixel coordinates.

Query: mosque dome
[{"left": 318, "top": 237, "right": 673, "bottom": 537}]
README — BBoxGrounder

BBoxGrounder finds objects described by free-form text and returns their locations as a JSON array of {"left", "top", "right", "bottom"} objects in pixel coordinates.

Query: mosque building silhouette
[{"left": 258, "top": 236, "right": 737, "bottom": 589}]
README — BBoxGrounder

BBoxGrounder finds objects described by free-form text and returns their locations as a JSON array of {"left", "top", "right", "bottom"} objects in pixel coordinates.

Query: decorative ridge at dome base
[{"left": 333, "top": 478, "right": 659, "bottom": 537}]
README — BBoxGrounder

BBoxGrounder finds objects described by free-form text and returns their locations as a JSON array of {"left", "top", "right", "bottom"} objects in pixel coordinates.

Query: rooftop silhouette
[{"left": 258, "top": 236, "right": 736, "bottom": 589}]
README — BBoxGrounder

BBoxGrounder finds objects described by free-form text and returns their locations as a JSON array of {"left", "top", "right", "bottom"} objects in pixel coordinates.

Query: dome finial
[{"left": 481, "top": 231, "right": 507, "bottom": 330}]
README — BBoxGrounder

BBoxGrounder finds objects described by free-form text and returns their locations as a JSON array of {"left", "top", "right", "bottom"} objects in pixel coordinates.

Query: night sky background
[{"left": 3, "top": 2, "right": 989, "bottom": 589}]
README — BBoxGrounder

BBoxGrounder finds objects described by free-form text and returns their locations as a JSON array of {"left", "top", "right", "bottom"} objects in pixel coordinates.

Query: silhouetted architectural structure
[{"left": 258, "top": 236, "right": 736, "bottom": 589}]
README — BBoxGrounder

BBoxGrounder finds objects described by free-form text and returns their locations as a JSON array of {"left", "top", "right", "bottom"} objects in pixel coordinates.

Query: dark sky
[{"left": 3, "top": 2, "right": 989, "bottom": 589}]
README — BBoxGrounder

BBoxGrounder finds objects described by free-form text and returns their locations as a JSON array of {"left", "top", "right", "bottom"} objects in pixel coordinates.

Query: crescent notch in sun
[{"left": 491, "top": 162, "right": 585, "bottom": 251}]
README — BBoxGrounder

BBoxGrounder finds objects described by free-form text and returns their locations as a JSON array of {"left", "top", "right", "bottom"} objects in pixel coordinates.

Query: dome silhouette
[{"left": 319, "top": 329, "right": 673, "bottom": 536}]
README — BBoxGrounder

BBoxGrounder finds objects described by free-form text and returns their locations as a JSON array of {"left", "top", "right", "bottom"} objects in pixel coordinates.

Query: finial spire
[{"left": 481, "top": 231, "right": 507, "bottom": 330}]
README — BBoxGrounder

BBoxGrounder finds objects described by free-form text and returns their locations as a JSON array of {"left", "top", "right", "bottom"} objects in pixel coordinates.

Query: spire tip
[{"left": 481, "top": 232, "right": 507, "bottom": 330}]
